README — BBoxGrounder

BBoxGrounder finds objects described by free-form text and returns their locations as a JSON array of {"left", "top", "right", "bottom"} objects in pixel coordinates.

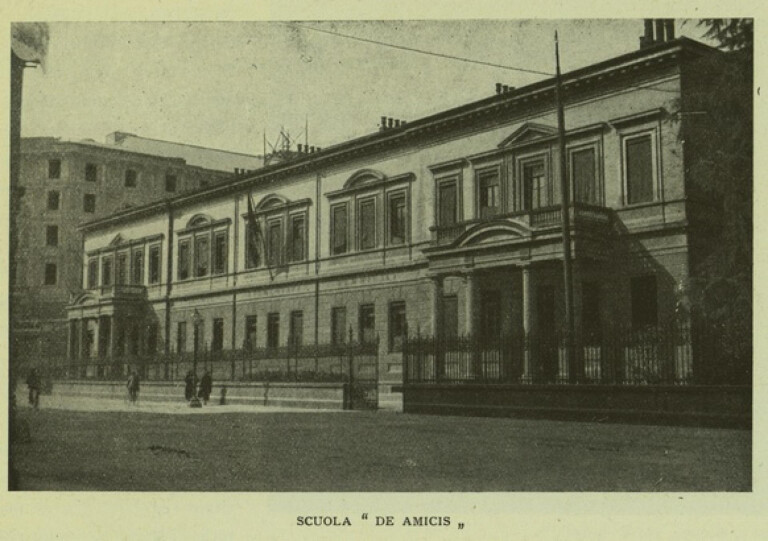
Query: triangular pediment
[
  {"left": 498, "top": 122, "right": 557, "bottom": 148},
  {"left": 109, "top": 234, "right": 125, "bottom": 246}
]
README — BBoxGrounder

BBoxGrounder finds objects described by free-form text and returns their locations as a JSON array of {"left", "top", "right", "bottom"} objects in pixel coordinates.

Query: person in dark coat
[
  {"left": 127, "top": 370, "right": 140, "bottom": 404},
  {"left": 184, "top": 370, "right": 196, "bottom": 401},
  {"left": 26, "top": 368, "right": 41, "bottom": 409},
  {"left": 198, "top": 370, "right": 213, "bottom": 405}
]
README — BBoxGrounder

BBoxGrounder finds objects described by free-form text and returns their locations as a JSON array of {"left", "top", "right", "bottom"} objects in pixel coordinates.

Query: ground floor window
[
  {"left": 289, "top": 310, "right": 303, "bottom": 346},
  {"left": 389, "top": 301, "right": 407, "bottom": 352},
  {"left": 331, "top": 307, "right": 347, "bottom": 345},
  {"left": 212, "top": 318, "right": 224, "bottom": 351},
  {"left": 442, "top": 295, "right": 459, "bottom": 339},
  {"left": 631, "top": 275, "right": 658, "bottom": 329},
  {"left": 177, "top": 322, "right": 187, "bottom": 353},
  {"left": 267, "top": 312, "right": 280, "bottom": 348},
  {"left": 359, "top": 304, "right": 376, "bottom": 343},
  {"left": 245, "top": 315, "right": 257, "bottom": 350}
]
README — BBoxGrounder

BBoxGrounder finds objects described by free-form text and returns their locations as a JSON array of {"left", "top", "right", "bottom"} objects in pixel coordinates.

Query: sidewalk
[{"left": 16, "top": 393, "right": 345, "bottom": 415}]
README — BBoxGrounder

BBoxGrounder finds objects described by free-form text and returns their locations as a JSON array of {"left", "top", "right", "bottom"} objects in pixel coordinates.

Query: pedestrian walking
[
  {"left": 127, "top": 370, "right": 140, "bottom": 405},
  {"left": 26, "top": 368, "right": 41, "bottom": 410},
  {"left": 199, "top": 370, "right": 213, "bottom": 405},
  {"left": 184, "top": 370, "right": 196, "bottom": 401}
]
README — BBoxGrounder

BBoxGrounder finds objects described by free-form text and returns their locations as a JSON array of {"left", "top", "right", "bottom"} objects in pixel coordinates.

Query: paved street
[{"left": 10, "top": 397, "right": 750, "bottom": 491}]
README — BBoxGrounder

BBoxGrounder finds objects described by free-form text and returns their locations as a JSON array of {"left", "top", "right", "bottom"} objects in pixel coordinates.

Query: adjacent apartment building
[
  {"left": 11, "top": 134, "right": 262, "bottom": 362},
  {"left": 66, "top": 32, "right": 724, "bottom": 384}
]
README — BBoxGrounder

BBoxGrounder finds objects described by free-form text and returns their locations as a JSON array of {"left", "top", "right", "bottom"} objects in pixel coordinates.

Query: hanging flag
[{"left": 246, "top": 193, "right": 272, "bottom": 280}]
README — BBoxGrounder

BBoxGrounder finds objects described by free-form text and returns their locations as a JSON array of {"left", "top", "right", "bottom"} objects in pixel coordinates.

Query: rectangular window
[
  {"left": 388, "top": 301, "right": 407, "bottom": 352},
  {"left": 443, "top": 295, "right": 459, "bottom": 339},
  {"left": 267, "top": 312, "right": 280, "bottom": 349},
  {"left": 478, "top": 170, "right": 501, "bottom": 218},
  {"left": 582, "top": 281, "right": 601, "bottom": 341},
  {"left": 245, "top": 315, "right": 258, "bottom": 350},
  {"left": 102, "top": 257, "right": 112, "bottom": 286},
  {"left": 625, "top": 134, "right": 654, "bottom": 204},
  {"left": 359, "top": 304, "right": 376, "bottom": 344},
  {"left": 44, "top": 263, "right": 57, "bottom": 285},
  {"left": 331, "top": 307, "right": 347, "bottom": 345},
  {"left": 289, "top": 311, "right": 303, "bottom": 347},
  {"left": 388, "top": 193, "right": 407, "bottom": 246},
  {"left": 631, "top": 275, "right": 658, "bottom": 329},
  {"left": 48, "top": 159, "right": 61, "bottom": 179},
  {"left": 195, "top": 236, "right": 209, "bottom": 277},
  {"left": 85, "top": 163, "right": 98, "bottom": 182},
  {"left": 480, "top": 290, "right": 501, "bottom": 341},
  {"left": 84, "top": 194, "right": 96, "bottom": 213},
  {"left": 289, "top": 216, "right": 305, "bottom": 262},
  {"left": 572, "top": 148, "right": 598, "bottom": 204},
  {"left": 124, "top": 169, "right": 137, "bottom": 188},
  {"left": 132, "top": 249, "right": 144, "bottom": 285},
  {"left": 331, "top": 204, "right": 348, "bottom": 255},
  {"left": 165, "top": 174, "right": 177, "bottom": 193},
  {"left": 47, "top": 191, "right": 60, "bottom": 210},
  {"left": 523, "top": 161, "right": 546, "bottom": 210},
  {"left": 116, "top": 253, "right": 127, "bottom": 285},
  {"left": 212, "top": 318, "right": 224, "bottom": 352},
  {"left": 213, "top": 232, "right": 227, "bottom": 275},
  {"left": 245, "top": 223, "right": 261, "bottom": 269},
  {"left": 267, "top": 221, "right": 282, "bottom": 267},
  {"left": 178, "top": 240, "right": 190, "bottom": 280},
  {"left": 438, "top": 182, "right": 458, "bottom": 227},
  {"left": 87, "top": 258, "right": 98, "bottom": 288},
  {"left": 46, "top": 225, "right": 58, "bottom": 247},
  {"left": 177, "top": 322, "right": 187, "bottom": 353},
  {"left": 358, "top": 198, "right": 376, "bottom": 250},
  {"left": 148, "top": 245, "right": 161, "bottom": 284}
]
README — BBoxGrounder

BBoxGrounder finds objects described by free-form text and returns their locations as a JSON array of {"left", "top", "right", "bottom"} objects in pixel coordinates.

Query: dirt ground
[{"left": 9, "top": 403, "right": 750, "bottom": 491}]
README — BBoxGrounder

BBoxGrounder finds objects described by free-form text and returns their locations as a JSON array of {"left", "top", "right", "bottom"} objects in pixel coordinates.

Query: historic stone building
[
  {"left": 66, "top": 34, "right": 723, "bottom": 385},
  {"left": 11, "top": 135, "right": 262, "bottom": 362}
]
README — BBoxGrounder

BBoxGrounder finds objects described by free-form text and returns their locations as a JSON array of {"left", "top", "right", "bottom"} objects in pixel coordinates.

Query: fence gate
[{"left": 346, "top": 346, "right": 379, "bottom": 410}]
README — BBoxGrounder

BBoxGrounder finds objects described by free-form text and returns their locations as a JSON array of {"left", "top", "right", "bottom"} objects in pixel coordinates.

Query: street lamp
[{"left": 190, "top": 308, "right": 203, "bottom": 408}]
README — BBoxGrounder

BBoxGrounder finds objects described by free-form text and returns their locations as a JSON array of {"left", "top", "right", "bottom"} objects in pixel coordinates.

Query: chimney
[
  {"left": 655, "top": 19, "right": 666, "bottom": 43},
  {"left": 297, "top": 144, "right": 303, "bottom": 153},
  {"left": 496, "top": 83, "right": 503, "bottom": 95},
  {"left": 387, "top": 117, "right": 394, "bottom": 129},
  {"left": 380, "top": 116, "right": 387, "bottom": 131}
]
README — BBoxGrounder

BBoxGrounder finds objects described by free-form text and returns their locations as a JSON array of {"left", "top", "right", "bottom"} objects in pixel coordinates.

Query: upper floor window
[
  {"left": 148, "top": 245, "right": 161, "bottom": 284},
  {"left": 289, "top": 215, "right": 306, "bottom": 262},
  {"left": 85, "top": 163, "right": 98, "bottom": 182},
  {"left": 178, "top": 239, "right": 190, "bottom": 280},
  {"left": 44, "top": 263, "right": 57, "bottom": 285},
  {"left": 477, "top": 169, "right": 501, "bottom": 218},
  {"left": 116, "top": 252, "right": 127, "bottom": 285},
  {"left": 165, "top": 174, "right": 177, "bottom": 193},
  {"left": 47, "top": 191, "right": 60, "bottom": 211},
  {"left": 194, "top": 235, "right": 209, "bottom": 277},
  {"left": 48, "top": 159, "right": 61, "bottom": 179},
  {"left": 523, "top": 160, "right": 547, "bottom": 210},
  {"left": 84, "top": 194, "right": 96, "bottom": 213},
  {"left": 245, "top": 222, "right": 261, "bottom": 269},
  {"left": 624, "top": 133, "right": 655, "bottom": 205},
  {"left": 266, "top": 220, "right": 283, "bottom": 268},
  {"left": 388, "top": 192, "right": 407, "bottom": 246},
  {"left": 46, "top": 225, "right": 58, "bottom": 247},
  {"left": 571, "top": 147, "right": 599, "bottom": 204},
  {"left": 102, "top": 257, "right": 113, "bottom": 286},
  {"left": 124, "top": 169, "right": 137, "bottom": 188},
  {"left": 358, "top": 198, "right": 377, "bottom": 250},
  {"left": 131, "top": 248, "right": 144, "bottom": 285},
  {"left": 437, "top": 180, "right": 458, "bottom": 227},
  {"left": 331, "top": 203, "right": 348, "bottom": 255},
  {"left": 213, "top": 232, "right": 228, "bottom": 275},
  {"left": 87, "top": 258, "right": 98, "bottom": 288}
]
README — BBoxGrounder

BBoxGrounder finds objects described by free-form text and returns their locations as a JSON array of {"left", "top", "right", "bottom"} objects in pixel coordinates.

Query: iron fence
[
  {"left": 403, "top": 320, "right": 730, "bottom": 386},
  {"left": 40, "top": 340, "right": 380, "bottom": 384}
]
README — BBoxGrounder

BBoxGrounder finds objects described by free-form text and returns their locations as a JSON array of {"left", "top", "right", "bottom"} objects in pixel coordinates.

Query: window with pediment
[
  {"left": 243, "top": 194, "right": 310, "bottom": 272},
  {"left": 177, "top": 214, "right": 230, "bottom": 281}
]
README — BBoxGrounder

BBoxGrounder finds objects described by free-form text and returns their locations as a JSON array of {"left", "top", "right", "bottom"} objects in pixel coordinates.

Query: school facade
[{"left": 65, "top": 36, "right": 723, "bottom": 385}]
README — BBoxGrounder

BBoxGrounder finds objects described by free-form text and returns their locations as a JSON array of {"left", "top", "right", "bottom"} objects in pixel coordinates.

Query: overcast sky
[{"left": 20, "top": 20, "right": 715, "bottom": 156}]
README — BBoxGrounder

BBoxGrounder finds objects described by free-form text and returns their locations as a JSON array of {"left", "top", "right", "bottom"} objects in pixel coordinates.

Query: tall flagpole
[{"left": 555, "top": 31, "right": 577, "bottom": 383}]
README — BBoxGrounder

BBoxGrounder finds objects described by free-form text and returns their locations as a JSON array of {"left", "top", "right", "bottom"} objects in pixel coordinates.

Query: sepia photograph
[{"left": 4, "top": 9, "right": 759, "bottom": 537}]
